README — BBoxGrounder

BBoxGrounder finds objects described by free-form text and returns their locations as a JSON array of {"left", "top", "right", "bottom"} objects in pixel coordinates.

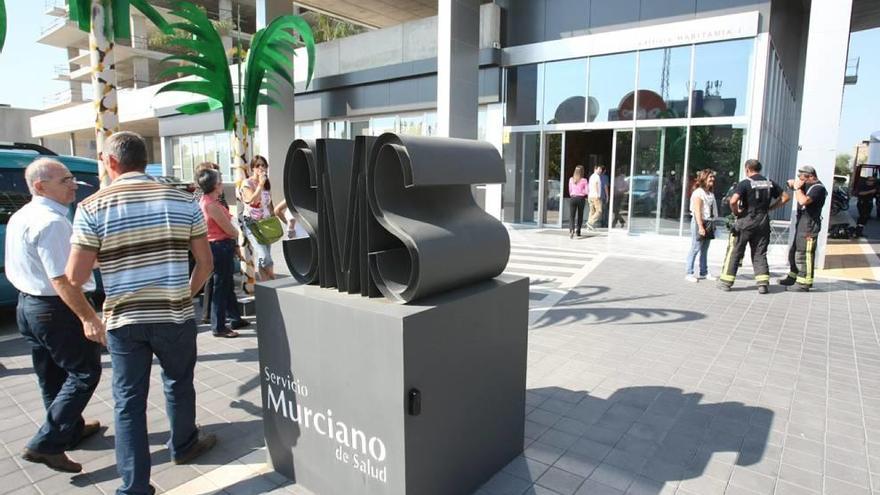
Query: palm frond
[
  {"left": 155, "top": 1, "right": 234, "bottom": 129},
  {"left": 241, "top": 14, "right": 315, "bottom": 128},
  {"left": 0, "top": 0, "right": 6, "bottom": 54}
]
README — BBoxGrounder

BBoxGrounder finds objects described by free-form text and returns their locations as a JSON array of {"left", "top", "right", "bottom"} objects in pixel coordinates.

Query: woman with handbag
[
  {"left": 239, "top": 155, "right": 279, "bottom": 281},
  {"left": 198, "top": 168, "right": 248, "bottom": 338},
  {"left": 568, "top": 165, "right": 588, "bottom": 238},
  {"left": 685, "top": 168, "right": 718, "bottom": 282}
]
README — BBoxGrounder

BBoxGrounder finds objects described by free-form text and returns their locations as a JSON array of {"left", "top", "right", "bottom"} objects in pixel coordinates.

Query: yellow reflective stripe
[
  {"left": 796, "top": 277, "right": 810, "bottom": 284},
  {"left": 721, "top": 233, "right": 736, "bottom": 280},
  {"left": 755, "top": 275, "right": 770, "bottom": 281},
  {"left": 806, "top": 238, "right": 814, "bottom": 284},
  {"left": 787, "top": 271, "right": 797, "bottom": 278}
]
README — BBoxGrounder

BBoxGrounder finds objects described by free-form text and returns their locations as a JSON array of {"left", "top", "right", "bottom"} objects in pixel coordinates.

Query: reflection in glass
[
  {"left": 370, "top": 116, "right": 396, "bottom": 136},
  {"left": 543, "top": 133, "right": 562, "bottom": 225},
  {"left": 611, "top": 130, "right": 632, "bottom": 230},
  {"left": 588, "top": 52, "right": 636, "bottom": 122},
  {"left": 692, "top": 39, "right": 753, "bottom": 117},
  {"left": 398, "top": 114, "right": 424, "bottom": 136},
  {"left": 350, "top": 120, "right": 369, "bottom": 137},
  {"left": 630, "top": 127, "right": 687, "bottom": 233},
  {"left": 543, "top": 59, "right": 587, "bottom": 124},
  {"left": 636, "top": 46, "right": 691, "bottom": 119},
  {"left": 688, "top": 125, "right": 746, "bottom": 226},
  {"left": 506, "top": 64, "right": 542, "bottom": 126},
  {"left": 327, "top": 121, "right": 347, "bottom": 138}
]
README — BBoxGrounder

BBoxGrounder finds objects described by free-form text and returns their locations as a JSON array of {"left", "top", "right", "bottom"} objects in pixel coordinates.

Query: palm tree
[
  {"left": 156, "top": 1, "right": 315, "bottom": 293},
  {"left": 0, "top": 0, "right": 7, "bottom": 54},
  {"left": 68, "top": 0, "right": 171, "bottom": 184}
]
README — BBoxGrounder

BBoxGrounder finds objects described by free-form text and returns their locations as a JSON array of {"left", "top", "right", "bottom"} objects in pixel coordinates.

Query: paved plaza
[{"left": 0, "top": 227, "right": 879, "bottom": 494}]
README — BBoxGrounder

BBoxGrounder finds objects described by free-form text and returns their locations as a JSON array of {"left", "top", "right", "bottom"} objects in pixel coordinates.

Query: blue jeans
[
  {"left": 243, "top": 223, "right": 273, "bottom": 269},
  {"left": 209, "top": 239, "right": 242, "bottom": 332},
  {"left": 686, "top": 219, "right": 711, "bottom": 276},
  {"left": 16, "top": 294, "right": 102, "bottom": 454},
  {"left": 107, "top": 321, "right": 199, "bottom": 495}
]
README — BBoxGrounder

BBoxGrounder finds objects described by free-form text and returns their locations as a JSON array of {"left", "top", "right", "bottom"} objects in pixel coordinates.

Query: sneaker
[
  {"left": 22, "top": 448, "right": 82, "bottom": 473},
  {"left": 173, "top": 433, "right": 217, "bottom": 465},
  {"left": 685, "top": 275, "right": 699, "bottom": 283},
  {"left": 777, "top": 277, "right": 795, "bottom": 286},
  {"left": 703, "top": 273, "right": 718, "bottom": 281},
  {"left": 757, "top": 285, "right": 768, "bottom": 294},
  {"left": 585, "top": 223, "right": 596, "bottom": 232}
]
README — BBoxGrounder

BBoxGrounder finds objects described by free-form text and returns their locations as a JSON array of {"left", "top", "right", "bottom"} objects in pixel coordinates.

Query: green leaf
[
  {"left": 157, "top": 65, "right": 215, "bottom": 82},
  {"left": 68, "top": 0, "right": 92, "bottom": 34},
  {"left": 112, "top": 0, "right": 131, "bottom": 39},
  {"left": 0, "top": 0, "right": 6, "bottom": 54},
  {"left": 130, "top": 0, "right": 172, "bottom": 34},
  {"left": 176, "top": 101, "right": 222, "bottom": 115},
  {"left": 258, "top": 94, "right": 282, "bottom": 109}
]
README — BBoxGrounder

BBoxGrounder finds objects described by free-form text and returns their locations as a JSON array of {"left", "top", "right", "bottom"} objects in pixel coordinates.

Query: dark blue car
[{"left": 0, "top": 143, "right": 103, "bottom": 307}]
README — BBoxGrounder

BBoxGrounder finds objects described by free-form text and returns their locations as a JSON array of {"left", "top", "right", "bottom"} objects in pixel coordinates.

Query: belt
[{"left": 22, "top": 291, "right": 95, "bottom": 301}]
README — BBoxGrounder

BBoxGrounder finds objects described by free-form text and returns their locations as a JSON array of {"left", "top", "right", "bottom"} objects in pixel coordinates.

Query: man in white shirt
[
  {"left": 4, "top": 158, "right": 104, "bottom": 473},
  {"left": 587, "top": 165, "right": 606, "bottom": 230}
]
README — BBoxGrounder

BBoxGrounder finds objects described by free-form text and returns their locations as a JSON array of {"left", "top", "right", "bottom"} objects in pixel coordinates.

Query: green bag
[{"left": 249, "top": 216, "right": 284, "bottom": 245}]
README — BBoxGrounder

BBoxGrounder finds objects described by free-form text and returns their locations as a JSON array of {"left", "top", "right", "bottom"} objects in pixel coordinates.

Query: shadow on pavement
[
  {"left": 488, "top": 385, "right": 772, "bottom": 494},
  {"left": 532, "top": 286, "right": 705, "bottom": 330}
]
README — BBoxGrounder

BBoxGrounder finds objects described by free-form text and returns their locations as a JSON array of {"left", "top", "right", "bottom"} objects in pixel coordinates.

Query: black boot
[{"left": 777, "top": 276, "right": 795, "bottom": 286}]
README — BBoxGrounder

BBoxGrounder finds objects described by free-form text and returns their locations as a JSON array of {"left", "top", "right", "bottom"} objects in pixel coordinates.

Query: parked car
[{"left": 0, "top": 143, "right": 103, "bottom": 307}]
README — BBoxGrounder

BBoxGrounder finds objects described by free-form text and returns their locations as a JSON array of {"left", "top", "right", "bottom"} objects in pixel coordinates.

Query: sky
[{"left": 0, "top": 1, "right": 877, "bottom": 155}]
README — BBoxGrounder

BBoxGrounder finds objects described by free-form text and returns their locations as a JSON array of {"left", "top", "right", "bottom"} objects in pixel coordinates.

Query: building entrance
[{"left": 561, "top": 130, "right": 613, "bottom": 229}]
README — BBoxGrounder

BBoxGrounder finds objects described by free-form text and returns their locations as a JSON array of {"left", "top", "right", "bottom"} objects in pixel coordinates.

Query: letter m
[{"left": 267, "top": 386, "right": 287, "bottom": 417}]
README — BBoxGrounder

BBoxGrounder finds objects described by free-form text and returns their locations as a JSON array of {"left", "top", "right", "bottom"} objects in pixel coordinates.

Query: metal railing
[
  {"left": 40, "top": 17, "right": 71, "bottom": 35},
  {"left": 53, "top": 64, "right": 70, "bottom": 77},
  {"left": 42, "top": 89, "right": 74, "bottom": 108},
  {"left": 44, "top": 0, "right": 66, "bottom": 11}
]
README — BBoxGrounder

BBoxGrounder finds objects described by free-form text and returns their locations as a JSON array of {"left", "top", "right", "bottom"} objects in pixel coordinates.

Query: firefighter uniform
[
  {"left": 719, "top": 174, "right": 782, "bottom": 289},
  {"left": 780, "top": 181, "right": 827, "bottom": 291}
]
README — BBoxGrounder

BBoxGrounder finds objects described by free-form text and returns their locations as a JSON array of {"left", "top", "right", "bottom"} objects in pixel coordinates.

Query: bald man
[{"left": 4, "top": 158, "right": 103, "bottom": 473}]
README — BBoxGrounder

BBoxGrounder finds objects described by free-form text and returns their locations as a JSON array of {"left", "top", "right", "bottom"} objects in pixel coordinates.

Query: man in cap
[{"left": 778, "top": 165, "right": 827, "bottom": 292}]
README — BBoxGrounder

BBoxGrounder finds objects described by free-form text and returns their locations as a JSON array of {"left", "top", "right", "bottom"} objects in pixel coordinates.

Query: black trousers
[
  {"left": 720, "top": 215, "right": 771, "bottom": 286},
  {"left": 17, "top": 294, "right": 102, "bottom": 454},
  {"left": 786, "top": 220, "right": 819, "bottom": 288},
  {"left": 857, "top": 198, "right": 873, "bottom": 226},
  {"left": 569, "top": 196, "right": 585, "bottom": 234}
]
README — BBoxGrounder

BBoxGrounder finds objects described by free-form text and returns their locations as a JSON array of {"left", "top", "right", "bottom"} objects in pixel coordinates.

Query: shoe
[
  {"left": 22, "top": 448, "right": 82, "bottom": 473},
  {"left": 703, "top": 274, "right": 717, "bottom": 281},
  {"left": 777, "top": 277, "right": 795, "bottom": 286},
  {"left": 173, "top": 433, "right": 217, "bottom": 465},
  {"left": 212, "top": 328, "right": 239, "bottom": 338},
  {"left": 758, "top": 285, "right": 768, "bottom": 294},
  {"left": 569, "top": 231, "right": 574, "bottom": 239},
  {"left": 685, "top": 275, "right": 699, "bottom": 283},
  {"left": 717, "top": 283, "right": 732, "bottom": 292},
  {"left": 585, "top": 224, "right": 596, "bottom": 232},
  {"left": 70, "top": 420, "right": 101, "bottom": 449},
  {"left": 786, "top": 284, "right": 810, "bottom": 292},
  {"left": 230, "top": 319, "right": 250, "bottom": 330}
]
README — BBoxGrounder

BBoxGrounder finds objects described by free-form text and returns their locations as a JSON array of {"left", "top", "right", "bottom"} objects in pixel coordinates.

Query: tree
[
  {"left": 68, "top": 0, "right": 171, "bottom": 184},
  {"left": 155, "top": 1, "right": 315, "bottom": 293},
  {"left": 835, "top": 153, "right": 852, "bottom": 176}
]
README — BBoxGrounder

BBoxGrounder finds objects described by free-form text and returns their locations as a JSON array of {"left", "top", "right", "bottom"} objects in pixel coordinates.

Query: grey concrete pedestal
[{"left": 256, "top": 275, "right": 528, "bottom": 495}]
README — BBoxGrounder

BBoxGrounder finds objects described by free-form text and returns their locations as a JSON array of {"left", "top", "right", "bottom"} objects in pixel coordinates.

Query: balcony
[
  {"left": 42, "top": 89, "right": 84, "bottom": 111},
  {"left": 44, "top": 0, "right": 67, "bottom": 17},
  {"left": 845, "top": 57, "right": 859, "bottom": 85},
  {"left": 38, "top": 17, "right": 87, "bottom": 49}
]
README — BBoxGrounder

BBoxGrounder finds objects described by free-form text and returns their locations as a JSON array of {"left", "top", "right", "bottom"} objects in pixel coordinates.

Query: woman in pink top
[
  {"left": 568, "top": 165, "right": 588, "bottom": 238},
  {"left": 198, "top": 168, "right": 247, "bottom": 338},
  {"left": 239, "top": 155, "right": 276, "bottom": 281}
]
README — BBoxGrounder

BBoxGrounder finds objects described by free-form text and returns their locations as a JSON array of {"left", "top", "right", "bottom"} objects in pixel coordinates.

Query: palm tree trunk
[
  {"left": 233, "top": 116, "right": 256, "bottom": 294},
  {"left": 89, "top": 0, "right": 119, "bottom": 186}
]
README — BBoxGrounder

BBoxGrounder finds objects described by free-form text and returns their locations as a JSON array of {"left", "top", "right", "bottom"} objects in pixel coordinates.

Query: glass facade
[
  {"left": 502, "top": 38, "right": 754, "bottom": 236},
  {"left": 169, "top": 131, "right": 233, "bottom": 181}
]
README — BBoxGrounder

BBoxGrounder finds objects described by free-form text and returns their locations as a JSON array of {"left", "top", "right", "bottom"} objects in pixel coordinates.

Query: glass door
[
  {"left": 610, "top": 130, "right": 633, "bottom": 230},
  {"left": 542, "top": 132, "right": 563, "bottom": 227},
  {"left": 630, "top": 127, "right": 687, "bottom": 234}
]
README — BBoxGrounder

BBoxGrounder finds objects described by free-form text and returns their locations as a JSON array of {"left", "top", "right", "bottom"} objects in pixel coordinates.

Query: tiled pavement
[{"left": 0, "top": 228, "right": 879, "bottom": 494}]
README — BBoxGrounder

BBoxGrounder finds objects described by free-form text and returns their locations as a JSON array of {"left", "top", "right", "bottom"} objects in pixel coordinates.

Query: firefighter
[
  {"left": 718, "top": 159, "right": 790, "bottom": 294},
  {"left": 778, "top": 165, "right": 827, "bottom": 292},
  {"left": 855, "top": 176, "right": 877, "bottom": 237}
]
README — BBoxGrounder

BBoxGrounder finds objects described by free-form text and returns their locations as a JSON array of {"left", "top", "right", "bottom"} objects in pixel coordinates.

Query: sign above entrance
[{"left": 502, "top": 11, "right": 760, "bottom": 67}]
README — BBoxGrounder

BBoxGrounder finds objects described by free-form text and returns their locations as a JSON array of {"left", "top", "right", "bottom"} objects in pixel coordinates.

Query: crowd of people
[{"left": 3, "top": 131, "right": 289, "bottom": 495}]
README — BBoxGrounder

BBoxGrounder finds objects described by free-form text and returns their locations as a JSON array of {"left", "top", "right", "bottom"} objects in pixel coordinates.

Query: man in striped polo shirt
[{"left": 67, "top": 132, "right": 216, "bottom": 495}]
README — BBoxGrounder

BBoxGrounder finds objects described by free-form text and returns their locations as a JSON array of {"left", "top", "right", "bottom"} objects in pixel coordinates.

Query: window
[
  {"left": 692, "top": 39, "right": 753, "bottom": 118},
  {"left": 543, "top": 58, "right": 587, "bottom": 124},
  {"left": 506, "top": 64, "right": 542, "bottom": 126},
  {"left": 688, "top": 125, "right": 746, "bottom": 219},
  {"left": 636, "top": 46, "right": 692, "bottom": 119},
  {"left": 588, "top": 52, "right": 636, "bottom": 122}
]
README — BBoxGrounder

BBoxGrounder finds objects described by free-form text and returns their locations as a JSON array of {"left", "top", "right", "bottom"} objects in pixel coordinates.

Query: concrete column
[
  {"left": 437, "top": 0, "right": 480, "bottom": 139},
  {"left": 66, "top": 47, "right": 83, "bottom": 102},
  {"left": 130, "top": 14, "right": 150, "bottom": 88},
  {"left": 160, "top": 136, "right": 174, "bottom": 176},
  {"left": 794, "top": 0, "right": 853, "bottom": 268},
  {"left": 220, "top": 0, "right": 233, "bottom": 54},
  {"left": 256, "top": 0, "right": 296, "bottom": 206},
  {"left": 69, "top": 132, "right": 77, "bottom": 156}
]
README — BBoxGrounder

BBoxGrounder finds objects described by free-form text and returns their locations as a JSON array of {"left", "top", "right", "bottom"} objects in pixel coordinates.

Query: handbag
[{"left": 248, "top": 216, "right": 284, "bottom": 245}]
